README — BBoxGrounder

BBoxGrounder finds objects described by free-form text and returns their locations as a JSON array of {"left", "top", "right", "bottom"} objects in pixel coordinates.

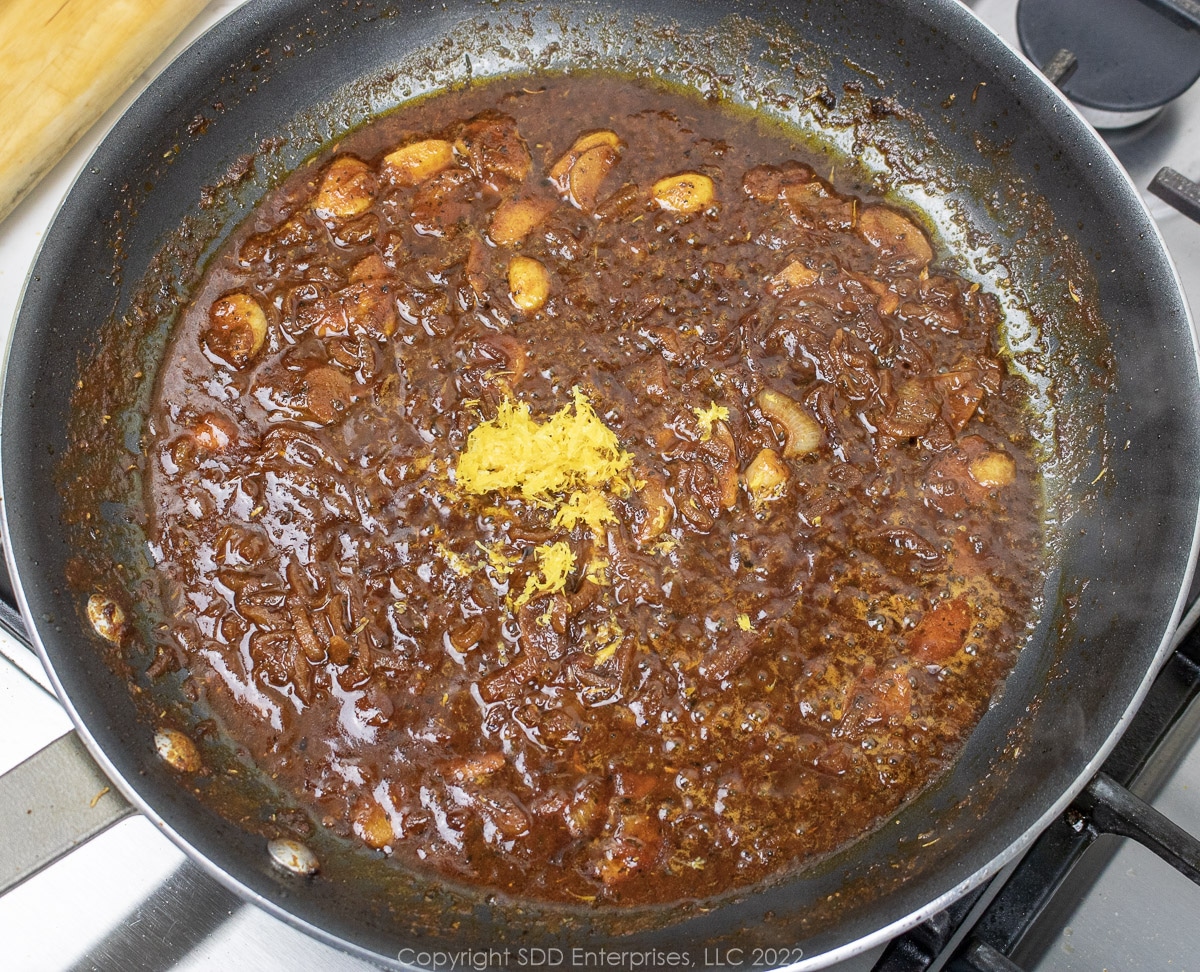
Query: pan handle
[{"left": 0, "top": 730, "right": 135, "bottom": 897}]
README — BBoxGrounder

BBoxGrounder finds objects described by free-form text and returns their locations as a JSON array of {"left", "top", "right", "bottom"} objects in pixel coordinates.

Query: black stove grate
[{"left": 873, "top": 611, "right": 1200, "bottom": 972}]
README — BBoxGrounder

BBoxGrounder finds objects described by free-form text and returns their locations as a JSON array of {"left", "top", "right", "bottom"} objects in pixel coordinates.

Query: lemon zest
[
  {"left": 475, "top": 540, "right": 520, "bottom": 579},
  {"left": 435, "top": 543, "right": 473, "bottom": 577},
  {"left": 553, "top": 489, "right": 618, "bottom": 533},
  {"left": 512, "top": 541, "right": 576, "bottom": 610},
  {"left": 456, "top": 389, "right": 632, "bottom": 500},
  {"left": 593, "top": 642, "right": 619, "bottom": 665},
  {"left": 692, "top": 401, "right": 730, "bottom": 441},
  {"left": 584, "top": 556, "right": 611, "bottom": 586},
  {"left": 591, "top": 621, "right": 624, "bottom": 664}
]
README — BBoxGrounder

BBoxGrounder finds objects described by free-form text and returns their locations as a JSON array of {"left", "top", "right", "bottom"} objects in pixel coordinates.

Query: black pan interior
[{"left": 5, "top": 0, "right": 1199, "bottom": 966}]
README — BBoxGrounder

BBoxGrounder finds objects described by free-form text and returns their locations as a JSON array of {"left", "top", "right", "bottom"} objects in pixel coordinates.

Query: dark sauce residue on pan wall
[{"left": 142, "top": 75, "right": 1046, "bottom": 905}]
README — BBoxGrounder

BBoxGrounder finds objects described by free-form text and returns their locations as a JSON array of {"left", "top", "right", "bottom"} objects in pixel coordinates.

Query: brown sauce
[{"left": 145, "top": 74, "right": 1046, "bottom": 905}]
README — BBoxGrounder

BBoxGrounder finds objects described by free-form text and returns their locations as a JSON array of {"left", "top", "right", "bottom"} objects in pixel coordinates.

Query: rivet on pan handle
[{"left": 1150, "top": 167, "right": 1200, "bottom": 225}]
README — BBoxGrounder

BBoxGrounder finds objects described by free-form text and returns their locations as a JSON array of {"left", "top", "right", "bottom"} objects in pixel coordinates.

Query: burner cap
[{"left": 1017, "top": 0, "right": 1200, "bottom": 127}]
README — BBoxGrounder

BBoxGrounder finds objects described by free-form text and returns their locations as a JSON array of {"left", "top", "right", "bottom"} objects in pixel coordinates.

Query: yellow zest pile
[
  {"left": 456, "top": 388, "right": 632, "bottom": 518},
  {"left": 454, "top": 389, "right": 636, "bottom": 611}
]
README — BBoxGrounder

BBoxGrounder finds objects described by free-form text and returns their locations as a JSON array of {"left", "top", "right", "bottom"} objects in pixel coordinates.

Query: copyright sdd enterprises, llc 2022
[{"left": 395, "top": 946, "right": 807, "bottom": 970}]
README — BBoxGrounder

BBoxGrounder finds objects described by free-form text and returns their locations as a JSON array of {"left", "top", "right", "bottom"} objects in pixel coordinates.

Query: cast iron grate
[{"left": 872, "top": 607, "right": 1200, "bottom": 972}]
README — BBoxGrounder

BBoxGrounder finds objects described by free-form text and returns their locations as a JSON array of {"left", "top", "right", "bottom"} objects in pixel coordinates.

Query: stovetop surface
[{"left": 2, "top": 1, "right": 1200, "bottom": 969}]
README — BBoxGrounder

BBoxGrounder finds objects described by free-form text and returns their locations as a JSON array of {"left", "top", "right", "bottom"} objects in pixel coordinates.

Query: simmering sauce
[{"left": 145, "top": 75, "right": 1045, "bottom": 905}]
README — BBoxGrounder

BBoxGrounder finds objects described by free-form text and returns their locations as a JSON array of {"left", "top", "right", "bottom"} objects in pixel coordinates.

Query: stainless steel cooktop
[{"left": 2, "top": 0, "right": 1200, "bottom": 968}]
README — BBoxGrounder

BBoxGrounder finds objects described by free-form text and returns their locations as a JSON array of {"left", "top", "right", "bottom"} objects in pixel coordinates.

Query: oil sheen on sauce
[{"left": 145, "top": 74, "right": 1046, "bottom": 905}]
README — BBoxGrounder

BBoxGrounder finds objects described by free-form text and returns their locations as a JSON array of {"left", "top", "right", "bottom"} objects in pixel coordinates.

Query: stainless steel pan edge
[{"left": 3, "top": 0, "right": 1199, "bottom": 967}]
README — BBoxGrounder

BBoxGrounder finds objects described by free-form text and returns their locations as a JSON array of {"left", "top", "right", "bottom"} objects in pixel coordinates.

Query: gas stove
[{"left": 2, "top": 0, "right": 1200, "bottom": 969}]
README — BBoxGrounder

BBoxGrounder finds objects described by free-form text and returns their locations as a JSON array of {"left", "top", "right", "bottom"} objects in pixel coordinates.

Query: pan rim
[{"left": 2, "top": 0, "right": 1199, "bottom": 967}]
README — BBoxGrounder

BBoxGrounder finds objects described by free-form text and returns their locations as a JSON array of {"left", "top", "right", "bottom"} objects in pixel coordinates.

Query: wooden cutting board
[{"left": 0, "top": 0, "right": 210, "bottom": 223}]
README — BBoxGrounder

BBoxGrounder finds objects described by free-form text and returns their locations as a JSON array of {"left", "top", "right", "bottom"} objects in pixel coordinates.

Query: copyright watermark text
[{"left": 397, "top": 946, "right": 806, "bottom": 970}]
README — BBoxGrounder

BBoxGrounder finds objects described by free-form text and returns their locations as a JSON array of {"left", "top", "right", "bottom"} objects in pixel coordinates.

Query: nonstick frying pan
[{"left": 2, "top": 0, "right": 1199, "bottom": 968}]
